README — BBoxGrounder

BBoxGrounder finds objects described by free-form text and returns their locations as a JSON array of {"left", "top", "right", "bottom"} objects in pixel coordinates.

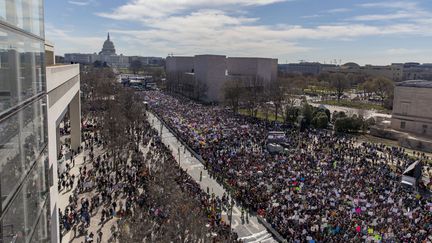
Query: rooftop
[{"left": 396, "top": 80, "right": 432, "bottom": 88}]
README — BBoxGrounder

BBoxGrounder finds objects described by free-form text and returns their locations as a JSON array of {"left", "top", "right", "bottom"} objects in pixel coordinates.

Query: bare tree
[
  {"left": 194, "top": 78, "right": 208, "bottom": 102},
  {"left": 367, "top": 77, "right": 394, "bottom": 106},
  {"left": 329, "top": 73, "right": 350, "bottom": 102},
  {"left": 242, "top": 76, "right": 264, "bottom": 117},
  {"left": 224, "top": 79, "right": 242, "bottom": 113},
  {"left": 266, "top": 79, "right": 286, "bottom": 121}
]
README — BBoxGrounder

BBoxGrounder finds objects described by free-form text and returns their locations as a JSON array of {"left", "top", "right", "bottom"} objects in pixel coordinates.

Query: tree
[
  {"left": 93, "top": 60, "right": 109, "bottom": 68},
  {"left": 301, "top": 102, "right": 314, "bottom": 127},
  {"left": 334, "top": 116, "right": 364, "bottom": 133},
  {"left": 285, "top": 106, "right": 300, "bottom": 124},
  {"left": 224, "top": 79, "right": 242, "bottom": 113},
  {"left": 329, "top": 73, "right": 350, "bottom": 102},
  {"left": 194, "top": 79, "right": 208, "bottom": 102},
  {"left": 370, "top": 77, "right": 394, "bottom": 106},
  {"left": 332, "top": 111, "right": 347, "bottom": 123},
  {"left": 266, "top": 79, "right": 285, "bottom": 121},
  {"left": 242, "top": 77, "right": 264, "bottom": 117},
  {"left": 312, "top": 111, "right": 329, "bottom": 129},
  {"left": 130, "top": 60, "right": 143, "bottom": 74}
]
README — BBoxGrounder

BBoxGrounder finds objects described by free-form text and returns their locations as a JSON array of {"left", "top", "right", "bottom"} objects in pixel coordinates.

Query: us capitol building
[{"left": 64, "top": 33, "right": 163, "bottom": 68}]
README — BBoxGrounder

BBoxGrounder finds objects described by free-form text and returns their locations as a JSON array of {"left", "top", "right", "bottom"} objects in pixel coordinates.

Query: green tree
[
  {"left": 302, "top": 102, "right": 314, "bottom": 127},
  {"left": 312, "top": 111, "right": 329, "bottom": 129}
]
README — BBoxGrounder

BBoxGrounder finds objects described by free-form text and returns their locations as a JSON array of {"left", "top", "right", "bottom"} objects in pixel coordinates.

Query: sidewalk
[
  {"left": 147, "top": 112, "right": 277, "bottom": 243},
  {"left": 58, "top": 141, "right": 119, "bottom": 243}
]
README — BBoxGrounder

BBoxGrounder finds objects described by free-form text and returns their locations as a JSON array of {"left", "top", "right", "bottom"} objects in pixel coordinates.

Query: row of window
[
  {"left": 0, "top": 149, "right": 50, "bottom": 243},
  {"left": 0, "top": 0, "right": 44, "bottom": 38},
  {"left": 0, "top": 26, "right": 46, "bottom": 116},
  {"left": 0, "top": 97, "right": 49, "bottom": 242}
]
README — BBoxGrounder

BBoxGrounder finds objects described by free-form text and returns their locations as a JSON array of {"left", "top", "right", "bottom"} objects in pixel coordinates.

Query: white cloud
[
  {"left": 358, "top": 1, "right": 418, "bottom": 10},
  {"left": 301, "top": 14, "right": 322, "bottom": 19},
  {"left": 103, "top": 9, "right": 429, "bottom": 59},
  {"left": 325, "top": 8, "right": 351, "bottom": 14},
  {"left": 96, "top": 0, "right": 286, "bottom": 20},
  {"left": 68, "top": 0, "right": 92, "bottom": 6},
  {"left": 352, "top": 11, "right": 416, "bottom": 21},
  {"left": 353, "top": 1, "right": 431, "bottom": 22},
  {"left": 53, "top": 0, "right": 432, "bottom": 63},
  {"left": 45, "top": 23, "right": 104, "bottom": 55},
  {"left": 386, "top": 48, "right": 423, "bottom": 55}
]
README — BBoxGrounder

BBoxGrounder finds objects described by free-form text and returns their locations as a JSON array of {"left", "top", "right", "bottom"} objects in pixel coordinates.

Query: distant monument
[{"left": 99, "top": 32, "right": 116, "bottom": 56}]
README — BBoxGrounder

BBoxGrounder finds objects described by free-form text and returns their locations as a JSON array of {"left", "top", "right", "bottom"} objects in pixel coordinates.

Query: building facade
[
  {"left": 64, "top": 34, "right": 164, "bottom": 68},
  {"left": 278, "top": 62, "right": 326, "bottom": 76},
  {"left": 278, "top": 62, "right": 422, "bottom": 82},
  {"left": 0, "top": 0, "right": 50, "bottom": 242},
  {"left": 391, "top": 80, "right": 432, "bottom": 138},
  {"left": 0, "top": 2, "right": 81, "bottom": 242},
  {"left": 166, "top": 55, "right": 278, "bottom": 103}
]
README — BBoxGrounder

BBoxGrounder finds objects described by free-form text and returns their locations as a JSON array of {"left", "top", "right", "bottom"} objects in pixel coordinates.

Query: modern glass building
[{"left": 0, "top": 0, "right": 51, "bottom": 242}]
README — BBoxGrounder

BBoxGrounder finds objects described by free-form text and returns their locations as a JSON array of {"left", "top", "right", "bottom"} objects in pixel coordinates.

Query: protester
[
  {"left": 58, "top": 109, "right": 238, "bottom": 241},
  {"left": 145, "top": 91, "right": 432, "bottom": 242}
]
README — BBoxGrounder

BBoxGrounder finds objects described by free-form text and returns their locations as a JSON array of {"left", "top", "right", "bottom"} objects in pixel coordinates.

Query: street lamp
[
  {"left": 229, "top": 197, "right": 234, "bottom": 231},
  {"left": 178, "top": 146, "right": 181, "bottom": 166},
  {"left": 160, "top": 122, "right": 163, "bottom": 136}
]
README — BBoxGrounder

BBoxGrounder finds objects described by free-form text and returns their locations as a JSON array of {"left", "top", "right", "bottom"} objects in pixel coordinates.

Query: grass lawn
[
  {"left": 319, "top": 99, "right": 390, "bottom": 112},
  {"left": 238, "top": 108, "right": 285, "bottom": 122}
]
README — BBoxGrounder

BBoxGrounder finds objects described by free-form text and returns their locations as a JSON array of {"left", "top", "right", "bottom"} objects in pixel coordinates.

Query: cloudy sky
[{"left": 46, "top": 0, "right": 432, "bottom": 65}]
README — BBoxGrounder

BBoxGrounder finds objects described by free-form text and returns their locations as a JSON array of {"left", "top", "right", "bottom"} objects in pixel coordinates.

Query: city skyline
[{"left": 46, "top": 0, "right": 432, "bottom": 65}]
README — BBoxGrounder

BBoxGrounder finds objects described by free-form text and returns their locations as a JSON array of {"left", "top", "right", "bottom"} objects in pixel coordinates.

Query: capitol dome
[{"left": 99, "top": 33, "right": 116, "bottom": 55}]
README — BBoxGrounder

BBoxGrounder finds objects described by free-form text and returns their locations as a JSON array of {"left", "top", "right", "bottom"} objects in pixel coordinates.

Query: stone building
[
  {"left": 65, "top": 33, "right": 163, "bottom": 68},
  {"left": 166, "top": 55, "right": 278, "bottom": 103},
  {"left": 391, "top": 80, "right": 432, "bottom": 137}
]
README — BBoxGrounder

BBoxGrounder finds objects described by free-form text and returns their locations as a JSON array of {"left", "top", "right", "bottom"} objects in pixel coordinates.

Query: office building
[
  {"left": 278, "top": 62, "right": 326, "bottom": 76},
  {"left": 0, "top": 1, "right": 50, "bottom": 242},
  {"left": 166, "top": 55, "right": 278, "bottom": 103},
  {"left": 0, "top": 2, "right": 81, "bottom": 242},
  {"left": 401, "top": 63, "right": 432, "bottom": 81},
  {"left": 391, "top": 80, "right": 432, "bottom": 138},
  {"left": 278, "top": 62, "right": 407, "bottom": 81}
]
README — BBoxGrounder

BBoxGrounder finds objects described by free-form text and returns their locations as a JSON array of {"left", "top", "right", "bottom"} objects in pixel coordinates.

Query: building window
[
  {"left": 0, "top": 28, "right": 46, "bottom": 115},
  {"left": 400, "top": 121, "right": 406, "bottom": 129}
]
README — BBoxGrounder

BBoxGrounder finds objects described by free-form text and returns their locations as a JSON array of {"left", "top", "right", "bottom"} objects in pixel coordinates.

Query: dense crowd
[
  {"left": 145, "top": 91, "right": 432, "bottom": 242},
  {"left": 58, "top": 114, "right": 238, "bottom": 242}
]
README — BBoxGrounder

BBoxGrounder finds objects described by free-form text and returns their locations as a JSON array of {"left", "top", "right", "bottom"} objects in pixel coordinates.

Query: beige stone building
[
  {"left": 391, "top": 80, "right": 432, "bottom": 138},
  {"left": 166, "top": 55, "right": 278, "bottom": 103}
]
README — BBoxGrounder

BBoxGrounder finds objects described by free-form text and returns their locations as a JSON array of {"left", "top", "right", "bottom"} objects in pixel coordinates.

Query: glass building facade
[{"left": 0, "top": 0, "right": 50, "bottom": 242}]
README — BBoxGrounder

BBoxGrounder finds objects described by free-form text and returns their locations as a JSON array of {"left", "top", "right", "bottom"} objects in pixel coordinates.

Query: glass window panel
[
  {"left": 30, "top": 202, "right": 50, "bottom": 242},
  {"left": 0, "top": 149, "right": 49, "bottom": 243},
  {"left": 0, "top": 1, "right": 5, "bottom": 21},
  {"left": 0, "top": 0, "right": 44, "bottom": 37},
  {"left": 0, "top": 97, "right": 47, "bottom": 211},
  {"left": 0, "top": 28, "right": 45, "bottom": 114}
]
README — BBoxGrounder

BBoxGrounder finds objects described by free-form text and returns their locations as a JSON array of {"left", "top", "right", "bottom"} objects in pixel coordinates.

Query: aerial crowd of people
[
  {"left": 58, "top": 114, "right": 238, "bottom": 242},
  {"left": 145, "top": 91, "right": 432, "bottom": 242}
]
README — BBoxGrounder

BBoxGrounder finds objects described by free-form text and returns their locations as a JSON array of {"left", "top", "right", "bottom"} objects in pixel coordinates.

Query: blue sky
[{"left": 45, "top": 0, "right": 432, "bottom": 65}]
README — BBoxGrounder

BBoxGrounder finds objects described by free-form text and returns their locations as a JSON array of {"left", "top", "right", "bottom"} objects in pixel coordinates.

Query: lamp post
[
  {"left": 160, "top": 122, "right": 163, "bottom": 136},
  {"left": 178, "top": 147, "right": 181, "bottom": 166}
]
